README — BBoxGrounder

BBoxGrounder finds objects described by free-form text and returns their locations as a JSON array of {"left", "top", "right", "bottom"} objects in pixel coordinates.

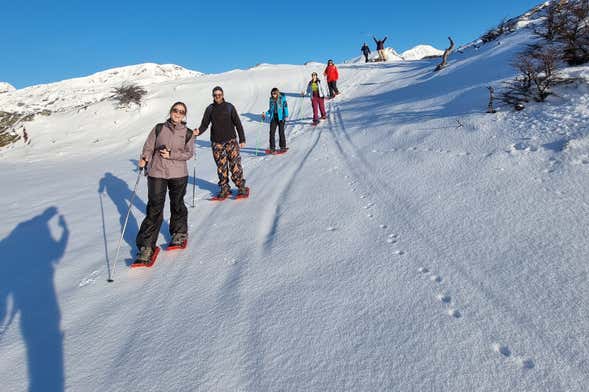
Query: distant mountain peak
[{"left": 0, "top": 82, "right": 16, "bottom": 94}]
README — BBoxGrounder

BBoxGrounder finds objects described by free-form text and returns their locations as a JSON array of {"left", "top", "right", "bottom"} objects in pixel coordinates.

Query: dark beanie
[{"left": 212, "top": 86, "right": 223, "bottom": 94}]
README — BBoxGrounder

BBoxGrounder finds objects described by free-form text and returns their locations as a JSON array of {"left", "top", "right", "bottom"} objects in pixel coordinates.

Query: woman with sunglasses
[
  {"left": 323, "top": 59, "right": 340, "bottom": 99},
  {"left": 134, "top": 102, "right": 194, "bottom": 265},
  {"left": 302, "top": 72, "right": 328, "bottom": 126},
  {"left": 261, "top": 87, "right": 289, "bottom": 153}
]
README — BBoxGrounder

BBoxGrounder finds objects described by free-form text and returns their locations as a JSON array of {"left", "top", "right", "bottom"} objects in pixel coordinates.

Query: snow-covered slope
[
  {"left": 1, "top": 9, "right": 589, "bottom": 392},
  {"left": 402, "top": 44, "right": 444, "bottom": 60},
  {"left": 0, "top": 82, "right": 16, "bottom": 94},
  {"left": 0, "top": 63, "right": 202, "bottom": 113}
]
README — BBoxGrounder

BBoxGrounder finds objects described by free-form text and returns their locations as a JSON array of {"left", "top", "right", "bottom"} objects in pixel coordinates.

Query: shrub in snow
[
  {"left": 536, "top": 1, "right": 589, "bottom": 66},
  {"left": 111, "top": 83, "right": 147, "bottom": 108},
  {"left": 481, "top": 18, "right": 516, "bottom": 43},
  {"left": 555, "top": 0, "right": 589, "bottom": 65},
  {"left": 502, "top": 46, "right": 563, "bottom": 106}
]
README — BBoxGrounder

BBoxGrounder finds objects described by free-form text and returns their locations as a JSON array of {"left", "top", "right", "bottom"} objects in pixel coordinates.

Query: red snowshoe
[{"left": 131, "top": 247, "right": 160, "bottom": 268}]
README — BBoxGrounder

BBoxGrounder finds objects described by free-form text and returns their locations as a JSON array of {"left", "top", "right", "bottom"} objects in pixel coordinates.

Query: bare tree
[
  {"left": 435, "top": 37, "right": 455, "bottom": 72},
  {"left": 502, "top": 46, "right": 562, "bottom": 106},
  {"left": 554, "top": 0, "right": 589, "bottom": 65},
  {"left": 534, "top": 2, "right": 563, "bottom": 41},
  {"left": 487, "top": 87, "right": 497, "bottom": 113}
]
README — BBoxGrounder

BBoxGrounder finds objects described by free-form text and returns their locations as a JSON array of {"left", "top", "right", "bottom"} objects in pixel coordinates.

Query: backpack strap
[
  {"left": 156, "top": 122, "right": 192, "bottom": 143},
  {"left": 152, "top": 123, "right": 165, "bottom": 156},
  {"left": 185, "top": 127, "right": 193, "bottom": 144}
]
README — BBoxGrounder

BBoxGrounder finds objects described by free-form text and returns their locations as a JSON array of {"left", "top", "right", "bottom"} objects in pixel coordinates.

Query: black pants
[
  {"left": 136, "top": 176, "right": 188, "bottom": 250},
  {"left": 364, "top": 53, "right": 369, "bottom": 62},
  {"left": 269, "top": 116, "right": 286, "bottom": 150},
  {"left": 327, "top": 81, "right": 339, "bottom": 98}
]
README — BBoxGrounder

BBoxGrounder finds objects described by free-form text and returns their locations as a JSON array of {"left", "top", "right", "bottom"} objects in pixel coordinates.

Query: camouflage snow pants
[{"left": 212, "top": 139, "right": 246, "bottom": 192}]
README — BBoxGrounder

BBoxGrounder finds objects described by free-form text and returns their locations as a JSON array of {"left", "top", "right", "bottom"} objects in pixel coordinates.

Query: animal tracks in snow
[
  {"left": 492, "top": 343, "right": 535, "bottom": 369},
  {"left": 417, "top": 267, "right": 459, "bottom": 319}
]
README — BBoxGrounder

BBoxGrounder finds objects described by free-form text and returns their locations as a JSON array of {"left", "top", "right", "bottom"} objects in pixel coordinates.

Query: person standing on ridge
[
  {"left": 135, "top": 102, "right": 194, "bottom": 265},
  {"left": 302, "top": 72, "right": 328, "bottom": 126},
  {"left": 373, "top": 36, "right": 388, "bottom": 61},
  {"left": 361, "top": 42, "right": 371, "bottom": 63},
  {"left": 194, "top": 86, "right": 249, "bottom": 200},
  {"left": 323, "top": 59, "right": 340, "bottom": 99},
  {"left": 261, "top": 87, "right": 289, "bottom": 153}
]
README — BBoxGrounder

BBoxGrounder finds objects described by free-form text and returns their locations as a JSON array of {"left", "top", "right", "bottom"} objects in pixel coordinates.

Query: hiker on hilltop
[
  {"left": 373, "top": 36, "right": 388, "bottom": 61},
  {"left": 361, "top": 42, "right": 371, "bottom": 63}
]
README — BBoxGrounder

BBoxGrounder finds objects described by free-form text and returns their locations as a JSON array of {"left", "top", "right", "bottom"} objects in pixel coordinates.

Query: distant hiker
[
  {"left": 22, "top": 127, "right": 30, "bottom": 144},
  {"left": 302, "top": 72, "right": 328, "bottom": 126},
  {"left": 361, "top": 42, "right": 371, "bottom": 63},
  {"left": 323, "top": 59, "right": 340, "bottom": 99},
  {"left": 373, "top": 36, "right": 388, "bottom": 61},
  {"left": 194, "top": 86, "right": 249, "bottom": 200},
  {"left": 261, "top": 87, "right": 289, "bottom": 153},
  {"left": 135, "top": 102, "right": 194, "bottom": 265}
]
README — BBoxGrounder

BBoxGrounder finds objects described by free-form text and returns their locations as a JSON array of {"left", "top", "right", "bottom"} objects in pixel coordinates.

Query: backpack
[{"left": 154, "top": 122, "right": 193, "bottom": 147}]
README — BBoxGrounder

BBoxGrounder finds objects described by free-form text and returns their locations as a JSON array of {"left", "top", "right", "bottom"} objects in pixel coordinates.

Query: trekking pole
[
  {"left": 107, "top": 167, "right": 143, "bottom": 283},
  {"left": 256, "top": 115, "right": 263, "bottom": 156},
  {"left": 192, "top": 136, "right": 197, "bottom": 208},
  {"left": 99, "top": 191, "right": 111, "bottom": 278}
]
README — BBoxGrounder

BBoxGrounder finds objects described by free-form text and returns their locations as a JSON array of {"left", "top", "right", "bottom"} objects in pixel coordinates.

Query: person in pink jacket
[{"left": 134, "top": 102, "right": 194, "bottom": 264}]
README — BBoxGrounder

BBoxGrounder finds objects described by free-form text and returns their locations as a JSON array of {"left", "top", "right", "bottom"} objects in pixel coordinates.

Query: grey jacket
[{"left": 141, "top": 120, "right": 194, "bottom": 179}]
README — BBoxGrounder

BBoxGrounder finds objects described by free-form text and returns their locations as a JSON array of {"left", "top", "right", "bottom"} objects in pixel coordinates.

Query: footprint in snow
[
  {"left": 367, "top": 213, "right": 374, "bottom": 218},
  {"left": 394, "top": 250, "right": 405, "bottom": 256},
  {"left": 326, "top": 226, "right": 336, "bottom": 232},
  {"left": 430, "top": 275, "right": 442, "bottom": 283},
  {"left": 379, "top": 224, "right": 387, "bottom": 229},
  {"left": 515, "top": 357, "right": 535, "bottom": 369},
  {"left": 492, "top": 344, "right": 535, "bottom": 369},
  {"left": 493, "top": 343, "right": 511, "bottom": 357},
  {"left": 418, "top": 267, "right": 429, "bottom": 274},
  {"left": 78, "top": 270, "right": 100, "bottom": 287},
  {"left": 386, "top": 238, "right": 397, "bottom": 244},
  {"left": 437, "top": 293, "right": 451, "bottom": 303},
  {"left": 448, "top": 308, "right": 462, "bottom": 318}
]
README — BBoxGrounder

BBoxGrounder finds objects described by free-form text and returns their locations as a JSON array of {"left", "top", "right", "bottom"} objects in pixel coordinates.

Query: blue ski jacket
[{"left": 265, "top": 94, "right": 289, "bottom": 121}]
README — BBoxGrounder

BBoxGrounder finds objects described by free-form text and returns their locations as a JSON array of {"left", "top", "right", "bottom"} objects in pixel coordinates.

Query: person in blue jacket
[{"left": 261, "top": 87, "right": 289, "bottom": 152}]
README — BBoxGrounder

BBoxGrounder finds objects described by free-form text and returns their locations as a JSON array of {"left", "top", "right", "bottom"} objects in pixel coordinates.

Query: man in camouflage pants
[{"left": 194, "top": 86, "right": 248, "bottom": 199}]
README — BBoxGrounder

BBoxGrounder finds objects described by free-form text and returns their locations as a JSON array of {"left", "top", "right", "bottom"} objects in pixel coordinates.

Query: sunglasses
[
  {"left": 213, "top": 93, "right": 223, "bottom": 97},
  {"left": 172, "top": 108, "right": 186, "bottom": 115}
]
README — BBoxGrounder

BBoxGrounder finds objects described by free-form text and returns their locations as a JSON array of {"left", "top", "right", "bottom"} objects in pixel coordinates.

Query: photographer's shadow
[{"left": 0, "top": 207, "right": 69, "bottom": 392}]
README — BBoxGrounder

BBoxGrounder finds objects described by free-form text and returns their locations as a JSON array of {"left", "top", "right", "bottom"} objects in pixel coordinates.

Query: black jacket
[
  {"left": 373, "top": 36, "right": 387, "bottom": 50},
  {"left": 361, "top": 44, "right": 371, "bottom": 54},
  {"left": 198, "top": 101, "right": 246, "bottom": 144}
]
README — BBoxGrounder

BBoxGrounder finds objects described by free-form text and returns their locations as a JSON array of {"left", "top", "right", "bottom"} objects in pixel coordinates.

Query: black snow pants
[{"left": 136, "top": 176, "right": 188, "bottom": 250}]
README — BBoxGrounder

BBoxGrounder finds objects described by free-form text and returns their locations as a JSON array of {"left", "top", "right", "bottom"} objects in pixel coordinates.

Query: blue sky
[{"left": 1, "top": 0, "right": 542, "bottom": 88}]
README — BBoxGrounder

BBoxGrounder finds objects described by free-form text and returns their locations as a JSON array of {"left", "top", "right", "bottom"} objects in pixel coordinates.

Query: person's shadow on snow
[
  {"left": 0, "top": 207, "right": 69, "bottom": 392},
  {"left": 98, "top": 172, "right": 170, "bottom": 264}
]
